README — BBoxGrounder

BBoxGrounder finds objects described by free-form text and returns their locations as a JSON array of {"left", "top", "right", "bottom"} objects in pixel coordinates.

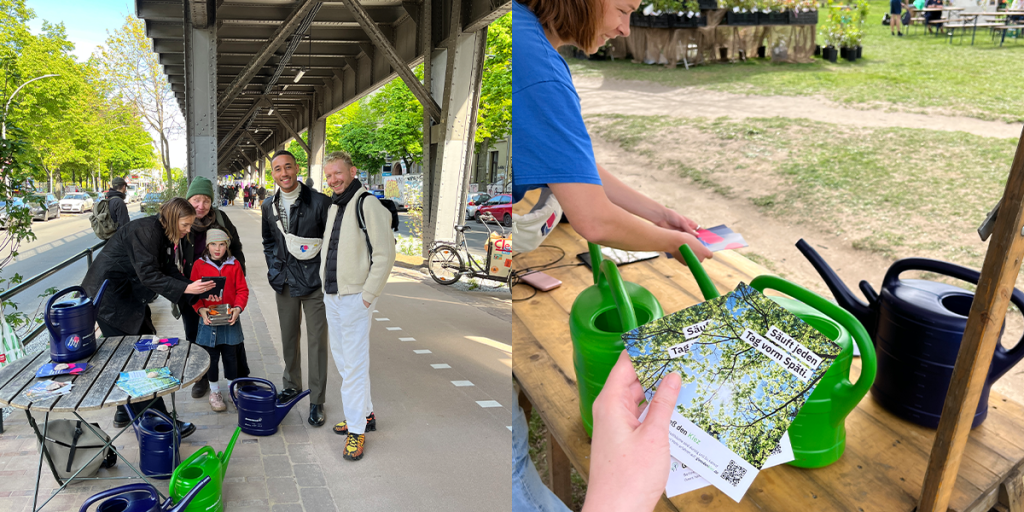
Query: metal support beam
[
  {"left": 189, "top": 0, "right": 210, "bottom": 29},
  {"left": 273, "top": 110, "right": 311, "bottom": 154},
  {"left": 339, "top": 0, "right": 442, "bottom": 122},
  {"left": 218, "top": 97, "right": 272, "bottom": 153},
  {"left": 307, "top": 116, "right": 326, "bottom": 192},
  {"left": 425, "top": 0, "right": 487, "bottom": 248},
  {"left": 185, "top": 2, "right": 218, "bottom": 200},
  {"left": 217, "top": 0, "right": 320, "bottom": 114},
  {"left": 243, "top": 131, "right": 270, "bottom": 163}
]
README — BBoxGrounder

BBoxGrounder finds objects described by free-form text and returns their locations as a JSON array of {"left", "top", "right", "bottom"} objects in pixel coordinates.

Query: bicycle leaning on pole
[{"left": 426, "top": 213, "right": 512, "bottom": 286}]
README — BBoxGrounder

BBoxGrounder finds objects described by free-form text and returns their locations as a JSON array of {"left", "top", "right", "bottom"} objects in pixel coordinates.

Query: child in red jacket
[{"left": 191, "top": 228, "right": 250, "bottom": 412}]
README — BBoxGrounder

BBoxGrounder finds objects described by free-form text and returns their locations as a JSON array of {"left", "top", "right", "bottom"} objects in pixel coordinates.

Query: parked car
[
  {"left": 126, "top": 184, "right": 140, "bottom": 203},
  {"left": 59, "top": 192, "right": 94, "bottom": 214},
  {"left": 476, "top": 193, "right": 513, "bottom": 227},
  {"left": 0, "top": 198, "right": 25, "bottom": 229},
  {"left": 140, "top": 192, "right": 163, "bottom": 214},
  {"left": 465, "top": 192, "right": 491, "bottom": 220},
  {"left": 25, "top": 194, "right": 60, "bottom": 222}
]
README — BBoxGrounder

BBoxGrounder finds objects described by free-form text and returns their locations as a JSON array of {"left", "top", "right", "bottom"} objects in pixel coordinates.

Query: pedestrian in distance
[
  {"left": 191, "top": 228, "right": 251, "bottom": 413},
  {"left": 179, "top": 176, "right": 246, "bottom": 400},
  {"left": 261, "top": 150, "right": 332, "bottom": 427},
  {"left": 890, "top": 0, "right": 904, "bottom": 35},
  {"left": 81, "top": 198, "right": 218, "bottom": 436},
  {"left": 320, "top": 151, "right": 396, "bottom": 461},
  {"left": 105, "top": 177, "right": 131, "bottom": 229}
]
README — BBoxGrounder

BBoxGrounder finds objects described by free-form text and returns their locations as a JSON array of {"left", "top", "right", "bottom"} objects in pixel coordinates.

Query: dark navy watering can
[
  {"left": 797, "top": 239, "right": 1024, "bottom": 428},
  {"left": 46, "top": 281, "right": 108, "bottom": 363},
  {"left": 229, "top": 378, "right": 309, "bottom": 436},
  {"left": 124, "top": 406, "right": 179, "bottom": 479},
  {"left": 78, "top": 477, "right": 209, "bottom": 512}
]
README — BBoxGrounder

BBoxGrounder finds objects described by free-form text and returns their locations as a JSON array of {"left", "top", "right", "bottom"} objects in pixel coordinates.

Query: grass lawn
[
  {"left": 587, "top": 113, "right": 1019, "bottom": 269},
  {"left": 569, "top": 0, "right": 1024, "bottom": 122}
]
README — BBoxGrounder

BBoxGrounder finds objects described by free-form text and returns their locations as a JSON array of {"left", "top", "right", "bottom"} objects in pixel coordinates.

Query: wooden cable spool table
[
  {"left": 512, "top": 221, "right": 1024, "bottom": 512},
  {"left": 0, "top": 335, "right": 210, "bottom": 511}
]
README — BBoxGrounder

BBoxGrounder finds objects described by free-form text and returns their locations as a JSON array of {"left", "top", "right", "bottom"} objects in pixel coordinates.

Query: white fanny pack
[
  {"left": 511, "top": 189, "right": 562, "bottom": 253},
  {"left": 275, "top": 202, "right": 323, "bottom": 260}
]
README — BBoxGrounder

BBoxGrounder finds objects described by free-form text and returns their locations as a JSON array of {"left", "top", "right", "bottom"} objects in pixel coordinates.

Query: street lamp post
[{"left": 1, "top": 74, "right": 59, "bottom": 139}]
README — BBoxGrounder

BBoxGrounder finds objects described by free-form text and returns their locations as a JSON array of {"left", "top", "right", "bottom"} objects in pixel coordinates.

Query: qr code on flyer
[
  {"left": 721, "top": 460, "right": 746, "bottom": 487},
  {"left": 769, "top": 443, "right": 782, "bottom": 456}
]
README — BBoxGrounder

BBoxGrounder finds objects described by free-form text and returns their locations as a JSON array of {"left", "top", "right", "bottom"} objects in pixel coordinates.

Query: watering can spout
[
  {"left": 795, "top": 239, "right": 873, "bottom": 327},
  {"left": 680, "top": 245, "right": 719, "bottom": 300},
  {"left": 218, "top": 427, "right": 242, "bottom": 477},
  {"left": 276, "top": 389, "right": 311, "bottom": 426},
  {"left": 168, "top": 476, "right": 211, "bottom": 512}
]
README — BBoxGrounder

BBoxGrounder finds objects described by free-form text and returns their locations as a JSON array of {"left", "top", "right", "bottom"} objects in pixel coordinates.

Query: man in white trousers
[{"left": 319, "top": 151, "right": 396, "bottom": 461}]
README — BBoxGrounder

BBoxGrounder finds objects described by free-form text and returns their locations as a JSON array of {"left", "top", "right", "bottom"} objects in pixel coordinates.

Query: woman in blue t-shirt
[
  {"left": 511, "top": 0, "right": 713, "bottom": 265},
  {"left": 511, "top": 1, "right": 695, "bottom": 512}
]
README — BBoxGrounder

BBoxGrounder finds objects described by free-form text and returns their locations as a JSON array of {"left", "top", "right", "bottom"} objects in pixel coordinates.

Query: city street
[
  {"left": 1, "top": 201, "right": 145, "bottom": 327},
  {"left": 395, "top": 211, "right": 509, "bottom": 258}
]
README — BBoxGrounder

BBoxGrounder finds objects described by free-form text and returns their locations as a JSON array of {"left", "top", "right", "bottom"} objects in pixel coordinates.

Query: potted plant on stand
[
  {"left": 819, "top": 6, "right": 841, "bottom": 62},
  {"left": 725, "top": 0, "right": 759, "bottom": 25}
]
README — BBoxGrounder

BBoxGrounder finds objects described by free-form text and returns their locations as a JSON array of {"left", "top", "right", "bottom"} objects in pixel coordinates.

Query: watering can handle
[
  {"left": 229, "top": 377, "right": 275, "bottom": 408},
  {"left": 680, "top": 244, "right": 719, "bottom": 300},
  {"left": 77, "top": 483, "right": 157, "bottom": 512},
  {"left": 749, "top": 275, "right": 876, "bottom": 425},
  {"left": 883, "top": 258, "right": 1024, "bottom": 379},
  {"left": 599, "top": 259, "right": 638, "bottom": 332},
  {"left": 44, "top": 286, "right": 88, "bottom": 337},
  {"left": 168, "top": 476, "right": 211, "bottom": 512},
  {"left": 169, "top": 446, "right": 215, "bottom": 492}
]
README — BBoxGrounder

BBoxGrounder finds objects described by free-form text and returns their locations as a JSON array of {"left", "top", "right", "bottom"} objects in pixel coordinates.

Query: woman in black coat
[{"left": 82, "top": 198, "right": 217, "bottom": 433}]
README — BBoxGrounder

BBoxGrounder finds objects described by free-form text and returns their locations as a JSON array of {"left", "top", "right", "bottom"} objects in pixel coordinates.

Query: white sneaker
[{"left": 209, "top": 391, "right": 227, "bottom": 412}]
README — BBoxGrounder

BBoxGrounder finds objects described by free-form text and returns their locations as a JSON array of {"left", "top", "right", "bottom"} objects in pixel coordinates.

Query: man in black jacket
[
  {"left": 262, "top": 151, "right": 332, "bottom": 426},
  {"left": 106, "top": 177, "right": 131, "bottom": 228}
]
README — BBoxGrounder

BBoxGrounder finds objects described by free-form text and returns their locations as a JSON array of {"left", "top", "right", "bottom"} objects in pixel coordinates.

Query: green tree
[
  {"left": 366, "top": 65, "right": 425, "bottom": 169},
  {"left": 476, "top": 13, "right": 511, "bottom": 145},
  {"left": 99, "top": 15, "right": 180, "bottom": 188},
  {"left": 328, "top": 100, "right": 384, "bottom": 174}
]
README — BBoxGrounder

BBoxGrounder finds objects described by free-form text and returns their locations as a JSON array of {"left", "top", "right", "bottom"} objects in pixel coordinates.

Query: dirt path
[
  {"left": 582, "top": 79, "right": 1024, "bottom": 404},
  {"left": 576, "top": 76, "right": 1024, "bottom": 139}
]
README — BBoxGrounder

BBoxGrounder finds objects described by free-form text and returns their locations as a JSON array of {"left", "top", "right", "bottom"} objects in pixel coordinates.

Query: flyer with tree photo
[{"left": 624, "top": 283, "right": 842, "bottom": 501}]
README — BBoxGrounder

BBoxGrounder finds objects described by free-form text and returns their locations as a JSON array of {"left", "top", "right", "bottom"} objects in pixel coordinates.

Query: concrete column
[
  {"left": 184, "top": 5, "right": 218, "bottom": 203},
  {"left": 427, "top": 30, "right": 488, "bottom": 247},
  {"left": 307, "top": 116, "right": 326, "bottom": 193}
]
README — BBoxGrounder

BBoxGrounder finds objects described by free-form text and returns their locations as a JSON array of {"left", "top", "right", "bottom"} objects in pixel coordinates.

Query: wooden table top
[
  {"left": 512, "top": 220, "right": 1024, "bottom": 512},
  {"left": 0, "top": 336, "right": 210, "bottom": 413}
]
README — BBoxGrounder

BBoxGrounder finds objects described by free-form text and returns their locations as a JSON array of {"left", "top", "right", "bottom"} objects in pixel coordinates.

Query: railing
[
  {"left": 0, "top": 239, "right": 106, "bottom": 434},
  {"left": 0, "top": 240, "right": 107, "bottom": 347}
]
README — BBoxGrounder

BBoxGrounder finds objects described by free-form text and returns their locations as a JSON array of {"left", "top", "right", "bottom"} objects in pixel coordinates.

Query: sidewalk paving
[{"left": 0, "top": 203, "right": 513, "bottom": 512}]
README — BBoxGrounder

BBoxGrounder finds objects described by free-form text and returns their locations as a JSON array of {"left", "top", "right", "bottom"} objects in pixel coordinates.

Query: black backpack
[{"left": 355, "top": 193, "right": 398, "bottom": 263}]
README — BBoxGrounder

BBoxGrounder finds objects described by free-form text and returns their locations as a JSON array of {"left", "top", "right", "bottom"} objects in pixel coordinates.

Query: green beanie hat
[{"left": 187, "top": 177, "right": 214, "bottom": 200}]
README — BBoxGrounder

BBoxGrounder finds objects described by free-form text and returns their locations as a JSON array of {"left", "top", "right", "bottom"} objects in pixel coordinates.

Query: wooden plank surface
[
  {"left": 0, "top": 351, "right": 49, "bottom": 409},
  {"left": 103, "top": 336, "right": 152, "bottom": 408},
  {"left": 513, "top": 219, "right": 1024, "bottom": 512},
  {"left": 42, "top": 336, "right": 123, "bottom": 412},
  {"left": 78, "top": 336, "right": 137, "bottom": 411}
]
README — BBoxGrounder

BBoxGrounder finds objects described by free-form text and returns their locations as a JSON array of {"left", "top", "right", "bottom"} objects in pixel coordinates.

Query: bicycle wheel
[{"left": 427, "top": 245, "right": 463, "bottom": 285}]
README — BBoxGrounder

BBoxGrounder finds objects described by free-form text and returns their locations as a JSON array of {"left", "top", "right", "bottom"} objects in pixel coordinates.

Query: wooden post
[
  {"left": 918, "top": 126, "right": 1024, "bottom": 512},
  {"left": 547, "top": 431, "right": 573, "bottom": 505}
]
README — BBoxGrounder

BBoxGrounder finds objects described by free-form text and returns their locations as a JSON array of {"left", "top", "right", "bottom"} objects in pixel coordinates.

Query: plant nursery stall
[{"left": 608, "top": 0, "right": 868, "bottom": 66}]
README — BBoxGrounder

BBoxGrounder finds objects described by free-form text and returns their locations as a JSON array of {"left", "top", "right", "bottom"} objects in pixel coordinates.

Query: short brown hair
[
  {"left": 158, "top": 197, "right": 196, "bottom": 242},
  {"left": 519, "top": 0, "right": 602, "bottom": 50}
]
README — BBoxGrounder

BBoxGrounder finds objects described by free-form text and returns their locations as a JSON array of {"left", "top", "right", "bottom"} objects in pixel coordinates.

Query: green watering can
[
  {"left": 570, "top": 243, "right": 664, "bottom": 436},
  {"left": 169, "top": 426, "right": 241, "bottom": 512},
  {"left": 680, "top": 245, "right": 876, "bottom": 468}
]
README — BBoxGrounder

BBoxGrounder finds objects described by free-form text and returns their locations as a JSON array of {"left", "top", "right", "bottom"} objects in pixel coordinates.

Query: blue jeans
[{"left": 513, "top": 407, "right": 572, "bottom": 512}]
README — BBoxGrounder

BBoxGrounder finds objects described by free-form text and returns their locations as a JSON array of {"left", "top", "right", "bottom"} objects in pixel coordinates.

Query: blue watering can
[
  {"left": 78, "top": 476, "right": 210, "bottom": 512},
  {"left": 229, "top": 378, "right": 309, "bottom": 436},
  {"left": 798, "top": 239, "right": 1024, "bottom": 428},
  {"left": 45, "top": 281, "right": 108, "bottom": 363},
  {"left": 124, "top": 406, "right": 179, "bottom": 479}
]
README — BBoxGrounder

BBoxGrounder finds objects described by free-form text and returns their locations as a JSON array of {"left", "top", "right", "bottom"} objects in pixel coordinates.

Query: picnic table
[
  {"left": 512, "top": 211, "right": 1024, "bottom": 511},
  {"left": 0, "top": 336, "right": 210, "bottom": 511}
]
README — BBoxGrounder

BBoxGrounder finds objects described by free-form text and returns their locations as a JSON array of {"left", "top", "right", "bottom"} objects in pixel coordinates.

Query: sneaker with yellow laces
[
  {"left": 333, "top": 412, "right": 376, "bottom": 436},
  {"left": 344, "top": 433, "right": 365, "bottom": 461}
]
